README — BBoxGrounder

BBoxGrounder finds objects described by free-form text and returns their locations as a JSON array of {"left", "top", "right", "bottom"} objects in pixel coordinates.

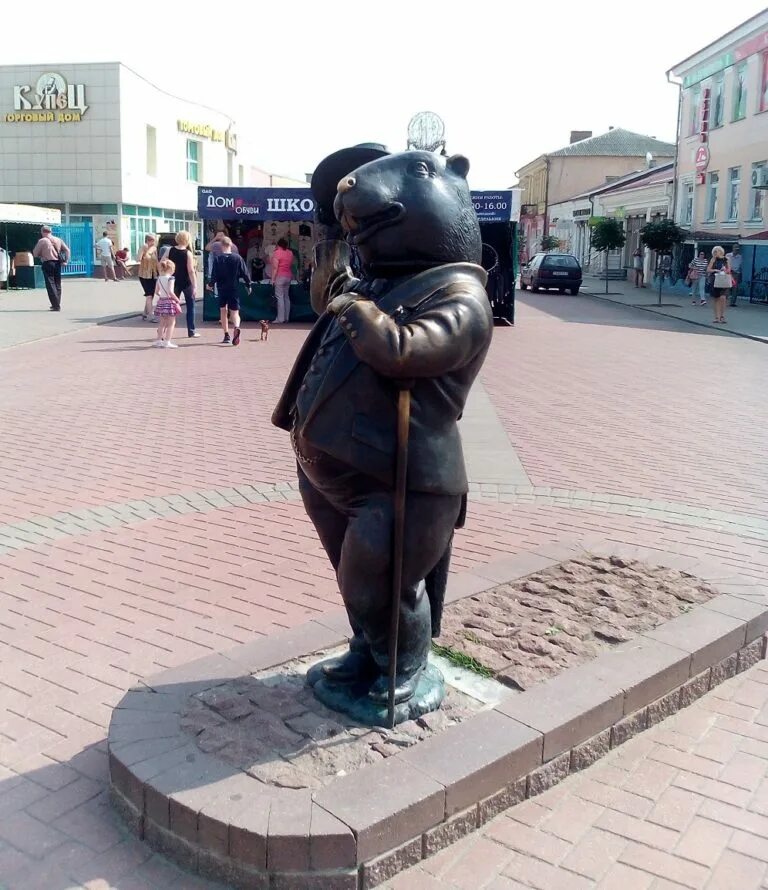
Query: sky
[{"left": 3, "top": 0, "right": 765, "bottom": 188}]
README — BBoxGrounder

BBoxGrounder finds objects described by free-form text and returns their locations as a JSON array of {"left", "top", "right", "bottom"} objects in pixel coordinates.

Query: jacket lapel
[
  {"left": 273, "top": 313, "right": 334, "bottom": 429},
  {"left": 303, "top": 335, "right": 359, "bottom": 428}
]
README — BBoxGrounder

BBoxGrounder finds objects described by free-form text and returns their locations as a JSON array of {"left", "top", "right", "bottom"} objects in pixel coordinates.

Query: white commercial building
[{"left": 0, "top": 62, "right": 246, "bottom": 261}]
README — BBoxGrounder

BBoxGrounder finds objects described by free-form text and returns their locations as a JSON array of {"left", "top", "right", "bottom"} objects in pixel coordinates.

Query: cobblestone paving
[
  {"left": 441, "top": 556, "right": 718, "bottom": 688},
  {"left": 180, "top": 656, "right": 481, "bottom": 789},
  {"left": 0, "top": 293, "right": 767, "bottom": 888}
]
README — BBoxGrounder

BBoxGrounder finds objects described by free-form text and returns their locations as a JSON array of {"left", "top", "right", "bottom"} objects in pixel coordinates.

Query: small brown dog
[{"left": 259, "top": 320, "right": 270, "bottom": 341}]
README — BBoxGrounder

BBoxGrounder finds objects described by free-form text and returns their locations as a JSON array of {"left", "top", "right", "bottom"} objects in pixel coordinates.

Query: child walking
[{"left": 153, "top": 259, "right": 181, "bottom": 348}]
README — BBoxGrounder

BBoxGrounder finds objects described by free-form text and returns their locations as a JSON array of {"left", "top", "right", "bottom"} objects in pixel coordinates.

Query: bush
[
  {"left": 590, "top": 217, "right": 626, "bottom": 252},
  {"left": 640, "top": 220, "right": 684, "bottom": 254}
]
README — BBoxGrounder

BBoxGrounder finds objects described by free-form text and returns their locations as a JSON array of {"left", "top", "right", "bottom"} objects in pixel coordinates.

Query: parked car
[{"left": 519, "top": 253, "right": 582, "bottom": 295}]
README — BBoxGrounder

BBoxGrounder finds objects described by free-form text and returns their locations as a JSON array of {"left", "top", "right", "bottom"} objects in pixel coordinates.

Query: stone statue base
[{"left": 306, "top": 658, "right": 445, "bottom": 728}]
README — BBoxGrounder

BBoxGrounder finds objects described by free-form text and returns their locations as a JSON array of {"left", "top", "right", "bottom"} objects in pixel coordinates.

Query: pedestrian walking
[
  {"left": 168, "top": 231, "right": 199, "bottom": 338},
  {"left": 137, "top": 234, "right": 159, "bottom": 321},
  {"left": 207, "top": 236, "right": 251, "bottom": 346},
  {"left": 271, "top": 238, "right": 294, "bottom": 324},
  {"left": 726, "top": 244, "right": 742, "bottom": 306},
  {"left": 632, "top": 247, "right": 645, "bottom": 288},
  {"left": 153, "top": 258, "right": 182, "bottom": 348},
  {"left": 32, "top": 226, "right": 69, "bottom": 311},
  {"left": 96, "top": 232, "right": 118, "bottom": 282},
  {"left": 687, "top": 251, "right": 708, "bottom": 305},
  {"left": 707, "top": 246, "right": 731, "bottom": 324}
]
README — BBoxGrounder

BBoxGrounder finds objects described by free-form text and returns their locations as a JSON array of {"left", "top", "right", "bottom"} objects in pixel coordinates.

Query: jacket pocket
[{"left": 351, "top": 414, "right": 394, "bottom": 455}]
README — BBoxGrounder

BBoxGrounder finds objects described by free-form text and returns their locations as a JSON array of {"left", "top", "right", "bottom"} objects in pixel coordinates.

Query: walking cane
[{"left": 387, "top": 383, "right": 412, "bottom": 729}]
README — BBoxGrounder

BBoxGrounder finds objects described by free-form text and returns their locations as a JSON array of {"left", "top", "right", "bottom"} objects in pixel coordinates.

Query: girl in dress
[{"left": 153, "top": 259, "right": 182, "bottom": 348}]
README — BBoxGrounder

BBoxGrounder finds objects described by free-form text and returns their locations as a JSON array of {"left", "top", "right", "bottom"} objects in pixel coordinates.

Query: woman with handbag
[
  {"left": 137, "top": 234, "right": 159, "bottom": 321},
  {"left": 707, "top": 246, "right": 731, "bottom": 324}
]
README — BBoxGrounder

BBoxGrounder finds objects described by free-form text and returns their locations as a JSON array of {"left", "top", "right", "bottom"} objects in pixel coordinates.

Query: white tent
[{"left": 0, "top": 203, "right": 61, "bottom": 225}]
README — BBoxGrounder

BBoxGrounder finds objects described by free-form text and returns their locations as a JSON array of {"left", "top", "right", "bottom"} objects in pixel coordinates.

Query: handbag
[{"left": 714, "top": 271, "right": 732, "bottom": 288}]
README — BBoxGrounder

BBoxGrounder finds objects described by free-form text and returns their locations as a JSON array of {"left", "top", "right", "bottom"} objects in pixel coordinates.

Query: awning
[
  {"left": 0, "top": 203, "right": 61, "bottom": 225},
  {"left": 740, "top": 231, "right": 768, "bottom": 244}
]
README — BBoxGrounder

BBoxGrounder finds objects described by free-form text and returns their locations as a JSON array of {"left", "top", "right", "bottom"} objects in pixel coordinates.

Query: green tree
[
  {"left": 540, "top": 234, "right": 560, "bottom": 251},
  {"left": 590, "top": 217, "right": 626, "bottom": 293},
  {"left": 641, "top": 220, "right": 684, "bottom": 304}
]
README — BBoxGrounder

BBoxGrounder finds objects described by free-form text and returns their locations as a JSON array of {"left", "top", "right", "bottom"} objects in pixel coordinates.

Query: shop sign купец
[{"left": 4, "top": 72, "right": 88, "bottom": 124}]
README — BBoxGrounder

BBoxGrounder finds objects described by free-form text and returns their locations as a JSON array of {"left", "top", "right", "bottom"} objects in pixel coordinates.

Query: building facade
[
  {"left": 0, "top": 63, "right": 246, "bottom": 259},
  {"left": 514, "top": 129, "right": 675, "bottom": 262},
  {"left": 549, "top": 164, "right": 673, "bottom": 275},
  {"left": 669, "top": 12, "right": 768, "bottom": 245}
]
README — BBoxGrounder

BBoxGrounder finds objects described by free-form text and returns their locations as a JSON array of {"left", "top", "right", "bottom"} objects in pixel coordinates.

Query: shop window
[
  {"left": 706, "top": 172, "right": 719, "bottom": 221},
  {"left": 689, "top": 85, "right": 701, "bottom": 136},
  {"left": 761, "top": 53, "right": 768, "bottom": 113},
  {"left": 726, "top": 168, "right": 741, "bottom": 220},
  {"left": 682, "top": 181, "right": 693, "bottom": 225},
  {"left": 146, "top": 126, "right": 157, "bottom": 177},
  {"left": 751, "top": 162, "right": 766, "bottom": 220},
  {"left": 733, "top": 63, "right": 747, "bottom": 120},
  {"left": 186, "top": 139, "right": 201, "bottom": 182},
  {"left": 712, "top": 74, "right": 724, "bottom": 127}
]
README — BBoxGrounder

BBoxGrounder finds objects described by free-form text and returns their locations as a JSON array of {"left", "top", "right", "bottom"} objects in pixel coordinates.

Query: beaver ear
[{"left": 447, "top": 155, "right": 470, "bottom": 179}]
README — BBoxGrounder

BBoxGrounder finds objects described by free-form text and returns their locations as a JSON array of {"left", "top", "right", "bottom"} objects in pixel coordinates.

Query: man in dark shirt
[{"left": 207, "top": 236, "right": 250, "bottom": 346}]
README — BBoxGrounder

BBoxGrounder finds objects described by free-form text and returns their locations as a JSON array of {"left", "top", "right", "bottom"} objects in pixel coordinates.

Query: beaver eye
[{"left": 410, "top": 160, "right": 431, "bottom": 178}]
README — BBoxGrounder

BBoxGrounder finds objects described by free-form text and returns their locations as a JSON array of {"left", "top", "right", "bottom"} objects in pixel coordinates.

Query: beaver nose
[{"left": 337, "top": 175, "right": 356, "bottom": 194}]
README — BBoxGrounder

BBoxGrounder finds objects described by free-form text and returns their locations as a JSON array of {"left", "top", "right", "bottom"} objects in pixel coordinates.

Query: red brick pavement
[
  {"left": 0, "top": 296, "right": 766, "bottom": 888},
  {"left": 483, "top": 296, "right": 768, "bottom": 519},
  {"left": 388, "top": 659, "right": 768, "bottom": 890}
]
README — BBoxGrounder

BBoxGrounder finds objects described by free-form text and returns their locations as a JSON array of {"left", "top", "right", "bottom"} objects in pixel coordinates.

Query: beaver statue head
[{"left": 331, "top": 151, "right": 481, "bottom": 274}]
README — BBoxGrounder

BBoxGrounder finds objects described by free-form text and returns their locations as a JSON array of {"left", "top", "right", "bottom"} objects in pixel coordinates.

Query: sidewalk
[
  {"left": 0, "top": 277, "right": 145, "bottom": 350},
  {"left": 0, "top": 294, "right": 766, "bottom": 889},
  {"left": 0, "top": 272, "right": 203, "bottom": 351},
  {"left": 580, "top": 275, "right": 768, "bottom": 343}
]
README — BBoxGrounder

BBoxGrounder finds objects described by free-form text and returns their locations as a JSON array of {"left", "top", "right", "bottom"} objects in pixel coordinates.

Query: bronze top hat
[{"left": 311, "top": 143, "right": 390, "bottom": 225}]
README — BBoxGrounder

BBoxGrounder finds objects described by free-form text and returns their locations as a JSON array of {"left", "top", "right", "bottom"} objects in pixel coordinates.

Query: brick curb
[
  {"left": 581, "top": 288, "right": 768, "bottom": 346},
  {"left": 108, "top": 540, "right": 768, "bottom": 889}
]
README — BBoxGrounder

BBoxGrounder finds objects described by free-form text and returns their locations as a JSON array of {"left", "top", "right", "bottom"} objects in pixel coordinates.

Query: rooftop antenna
[{"left": 406, "top": 111, "right": 446, "bottom": 154}]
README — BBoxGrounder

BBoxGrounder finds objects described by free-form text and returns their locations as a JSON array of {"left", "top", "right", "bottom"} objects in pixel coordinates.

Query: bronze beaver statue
[{"left": 272, "top": 146, "right": 493, "bottom": 725}]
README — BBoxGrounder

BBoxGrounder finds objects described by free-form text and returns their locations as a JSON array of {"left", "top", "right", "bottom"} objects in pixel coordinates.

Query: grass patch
[{"left": 431, "top": 642, "right": 494, "bottom": 678}]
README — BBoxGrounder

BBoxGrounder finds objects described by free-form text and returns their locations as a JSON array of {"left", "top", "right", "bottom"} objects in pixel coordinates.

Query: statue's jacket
[{"left": 273, "top": 262, "right": 492, "bottom": 497}]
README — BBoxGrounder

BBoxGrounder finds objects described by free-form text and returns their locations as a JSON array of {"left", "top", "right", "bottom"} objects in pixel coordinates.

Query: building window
[
  {"left": 726, "top": 167, "right": 741, "bottom": 220},
  {"left": 186, "top": 139, "right": 201, "bottom": 182},
  {"left": 689, "top": 85, "right": 701, "bottom": 136},
  {"left": 751, "top": 162, "right": 766, "bottom": 220},
  {"left": 761, "top": 53, "right": 768, "bottom": 113},
  {"left": 712, "top": 74, "right": 724, "bottom": 127},
  {"left": 146, "top": 126, "right": 157, "bottom": 176},
  {"left": 733, "top": 63, "right": 747, "bottom": 120},
  {"left": 682, "top": 181, "right": 694, "bottom": 225},
  {"left": 706, "top": 172, "right": 719, "bottom": 221}
]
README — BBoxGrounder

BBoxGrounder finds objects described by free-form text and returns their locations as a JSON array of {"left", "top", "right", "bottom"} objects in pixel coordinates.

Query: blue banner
[
  {"left": 199, "top": 187, "right": 519, "bottom": 224},
  {"left": 471, "top": 191, "right": 518, "bottom": 223},
  {"left": 198, "top": 187, "right": 315, "bottom": 220}
]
